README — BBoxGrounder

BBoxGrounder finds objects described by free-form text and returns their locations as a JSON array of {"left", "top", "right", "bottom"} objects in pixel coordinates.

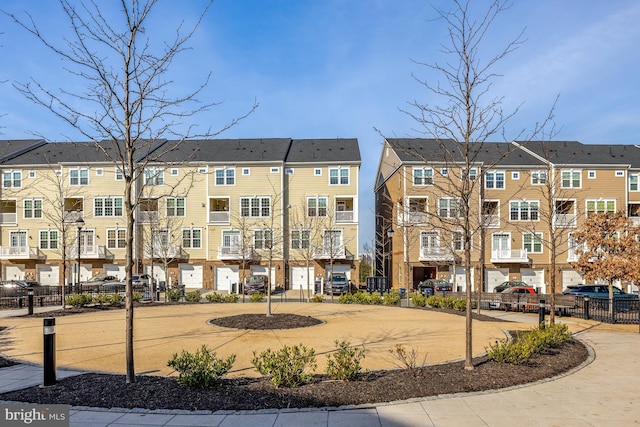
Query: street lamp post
[
  {"left": 76, "top": 218, "right": 84, "bottom": 293},
  {"left": 386, "top": 227, "right": 394, "bottom": 293}
]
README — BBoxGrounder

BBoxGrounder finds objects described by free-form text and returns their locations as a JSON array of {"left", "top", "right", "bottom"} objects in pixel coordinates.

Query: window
[
  {"left": 242, "top": 168, "right": 250, "bottom": 176},
  {"left": 115, "top": 168, "right": 123, "bottom": 181},
  {"left": 631, "top": 174, "right": 639, "bottom": 191},
  {"left": 510, "top": 200, "right": 539, "bottom": 221},
  {"left": 166, "top": 198, "right": 186, "bottom": 217},
  {"left": 462, "top": 168, "right": 477, "bottom": 181},
  {"left": 485, "top": 171, "right": 505, "bottom": 189},
  {"left": 523, "top": 232, "right": 543, "bottom": 254},
  {"left": 586, "top": 199, "right": 615, "bottom": 215},
  {"left": 39, "top": 230, "right": 58, "bottom": 250},
  {"left": 171, "top": 169, "right": 179, "bottom": 176},
  {"left": 254, "top": 229, "right": 273, "bottom": 249},
  {"left": 23, "top": 199, "right": 43, "bottom": 219},
  {"left": 28, "top": 171, "right": 36, "bottom": 179},
  {"left": 240, "top": 197, "right": 270, "bottom": 217},
  {"left": 314, "top": 168, "right": 322, "bottom": 176},
  {"left": 285, "top": 168, "right": 294, "bottom": 175},
  {"left": 144, "top": 168, "right": 164, "bottom": 186},
  {"left": 561, "top": 170, "right": 581, "bottom": 188},
  {"left": 329, "top": 167, "right": 349, "bottom": 185},
  {"left": 10, "top": 231, "right": 27, "bottom": 249},
  {"left": 413, "top": 167, "right": 433, "bottom": 185},
  {"left": 439, "top": 198, "right": 460, "bottom": 218},
  {"left": 453, "top": 232, "right": 464, "bottom": 251},
  {"left": 616, "top": 171, "right": 625, "bottom": 177},
  {"left": 94, "top": 197, "right": 123, "bottom": 217},
  {"left": 69, "top": 168, "right": 88, "bottom": 186},
  {"left": 291, "top": 229, "right": 310, "bottom": 249},
  {"left": 512, "top": 172, "right": 519, "bottom": 180},
  {"left": 182, "top": 228, "right": 202, "bottom": 249},
  {"left": 271, "top": 167, "right": 280, "bottom": 173},
  {"left": 420, "top": 231, "right": 439, "bottom": 249},
  {"left": 588, "top": 171, "right": 596, "bottom": 179},
  {"left": 307, "top": 196, "right": 327, "bottom": 217},
  {"left": 106, "top": 229, "right": 126, "bottom": 249},
  {"left": 215, "top": 168, "right": 235, "bottom": 185},
  {"left": 96, "top": 168, "right": 103, "bottom": 176},
  {"left": 2, "top": 171, "right": 22, "bottom": 188},
  {"left": 441, "top": 168, "right": 448, "bottom": 176},
  {"left": 531, "top": 171, "right": 547, "bottom": 185}
]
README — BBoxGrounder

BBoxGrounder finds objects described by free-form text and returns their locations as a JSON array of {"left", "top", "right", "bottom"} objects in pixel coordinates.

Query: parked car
[
  {"left": 244, "top": 275, "right": 268, "bottom": 295},
  {"left": 83, "top": 275, "right": 119, "bottom": 286},
  {"left": 500, "top": 286, "right": 536, "bottom": 295},
  {"left": 0, "top": 280, "right": 43, "bottom": 296},
  {"left": 100, "top": 281, "right": 127, "bottom": 294},
  {"left": 132, "top": 274, "right": 155, "bottom": 287},
  {"left": 418, "top": 279, "right": 453, "bottom": 296},
  {"left": 494, "top": 281, "right": 529, "bottom": 293},
  {"left": 323, "top": 273, "right": 354, "bottom": 295},
  {"left": 563, "top": 285, "right": 637, "bottom": 299}
]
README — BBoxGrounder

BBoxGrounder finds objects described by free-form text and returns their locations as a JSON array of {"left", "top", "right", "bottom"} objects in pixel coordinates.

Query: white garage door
[
  {"left": 521, "top": 268, "right": 545, "bottom": 292},
  {"left": 251, "top": 265, "right": 276, "bottom": 287},
  {"left": 180, "top": 264, "right": 203, "bottom": 288},
  {"left": 450, "top": 266, "right": 474, "bottom": 292},
  {"left": 561, "top": 269, "right": 584, "bottom": 291},
  {"left": 485, "top": 268, "right": 509, "bottom": 292},
  {"left": 290, "top": 266, "right": 314, "bottom": 290},
  {"left": 215, "top": 266, "right": 239, "bottom": 292},
  {"left": 104, "top": 264, "right": 126, "bottom": 281},
  {"left": 145, "top": 265, "right": 166, "bottom": 286},
  {"left": 3, "top": 264, "right": 25, "bottom": 281},
  {"left": 37, "top": 264, "right": 60, "bottom": 286},
  {"left": 326, "top": 264, "right": 351, "bottom": 280}
]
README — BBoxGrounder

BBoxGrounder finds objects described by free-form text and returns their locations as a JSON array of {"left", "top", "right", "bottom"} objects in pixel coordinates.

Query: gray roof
[
  {"left": 0, "top": 139, "right": 46, "bottom": 163},
  {"left": 286, "top": 138, "right": 360, "bottom": 163},
  {"left": 155, "top": 138, "right": 292, "bottom": 163},
  {"left": 517, "top": 141, "right": 640, "bottom": 167},
  {"left": 0, "top": 141, "right": 113, "bottom": 165}
]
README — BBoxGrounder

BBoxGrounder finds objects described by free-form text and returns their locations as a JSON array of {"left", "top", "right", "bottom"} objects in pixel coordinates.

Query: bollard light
[
  {"left": 28, "top": 288, "right": 34, "bottom": 315},
  {"left": 43, "top": 318, "right": 56, "bottom": 386}
]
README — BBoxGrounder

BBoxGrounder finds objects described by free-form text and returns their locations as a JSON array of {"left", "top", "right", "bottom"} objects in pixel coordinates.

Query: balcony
[
  {"left": 555, "top": 214, "right": 576, "bottom": 228},
  {"left": 0, "top": 246, "right": 40, "bottom": 259},
  {"left": 419, "top": 247, "right": 459, "bottom": 262},
  {"left": 218, "top": 245, "right": 255, "bottom": 260},
  {"left": 630, "top": 217, "right": 640, "bottom": 226},
  {"left": 335, "top": 210, "right": 354, "bottom": 223},
  {"left": 137, "top": 211, "right": 159, "bottom": 223},
  {"left": 68, "top": 245, "right": 111, "bottom": 260},
  {"left": 0, "top": 212, "right": 17, "bottom": 225},
  {"left": 404, "top": 211, "right": 429, "bottom": 225},
  {"left": 63, "top": 210, "right": 83, "bottom": 224},
  {"left": 144, "top": 245, "right": 185, "bottom": 259},
  {"left": 313, "top": 244, "right": 346, "bottom": 259},
  {"left": 482, "top": 214, "right": 499, "bottom": 228},
  {"left": 491, "top": 249, "right": 530, "bottom": 263},
  {"left": 209, "top": 211, "right": 230, "bottom": 224}
]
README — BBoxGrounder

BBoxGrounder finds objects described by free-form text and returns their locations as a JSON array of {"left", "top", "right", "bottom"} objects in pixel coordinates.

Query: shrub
[
  {"left": 93, "top": 293, "right": 110, "bottom": 306},
  {"left": 486, "top": 337, "right": 533, "bottom": 365},
  {"left": 252, "top": 344, "right": 317, "bottom": 388},
  {"left": 167, "top": 345, "right": 236, "bottom": 388},
  {"left": 487, "top": 323, "right": 573, "bottom": 365},
  {"left": 185, "top": 290, "right": 202, "bottom": 303},
  {"left": 338, "top": 293, "right": 353, "bottom": 304},
  {"left": 205, "top": 292, "right": 223, "bottom": 303},
  {"left": 383, "top": 292, "right": 401, "bottom": 306},
  {"left": 411, "top": 294, "right": 427, "bottom": 307},
  {"left": 453, "top": 298, "right": 467, "bottom": 311},
  {"left": 131, "top": 291, "right": 143, "bottom": 303},
  {"left": 167, "top": 288, "right": 182, "bottom": 302},
  {"left": 389, "top": 344, "right": 427, "bottom": 372},
  {"left": 352, "top": 291, "right": 371, "bottom": 304},
  {"left": 66, "top": 293, "right": 92, "bottom": 307},
  {"left": 108, "top": 293, "right": 124, "bottom": 304},
  {"left": 310, "top": 294, "right": 324, "bottom": 303},
  {"left": 224, "top": 293, "right": 240, "bottom": 303},
  {"left": 249, "top": 292, "right": 265, "bottom": 302},
  {"left": 368, "top": 293, "right": 383, "bottom": 305},
  {"left": 326, "top": 340, "right": 365, "bottom": 381}
]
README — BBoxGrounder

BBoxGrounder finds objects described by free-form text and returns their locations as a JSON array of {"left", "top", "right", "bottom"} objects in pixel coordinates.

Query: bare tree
[
  {"left": 5, "top": 0, "right": 256, "bottom": 383},
  {"left": 289, "top": 199, "right": 324, "bottom": 302}
]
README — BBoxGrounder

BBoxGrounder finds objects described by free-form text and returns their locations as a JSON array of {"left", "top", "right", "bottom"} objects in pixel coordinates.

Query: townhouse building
[
  {"left": 0, "top": 138, "right": 361, "bottom": 291},
  {"left": 375, "top": 138, "right": 640, "bottom": 294}
]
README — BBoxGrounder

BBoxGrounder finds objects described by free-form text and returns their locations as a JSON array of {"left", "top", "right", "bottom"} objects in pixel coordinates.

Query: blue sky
[{"left": 1, "top": 0, "right": 640, "bottom": 251}]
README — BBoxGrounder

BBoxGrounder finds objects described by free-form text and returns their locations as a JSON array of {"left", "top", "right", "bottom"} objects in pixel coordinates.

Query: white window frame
[
  {"left": 441, "top": 168, "right": 448, "bottom": 176},
  {"left": 166, "top": 197, "right": 186, "bottom": 217},
  {"left": 523, "top": 232, "right": 543, "bottom": 254},
  {"left": 588, "top": 170, "right": 596, "bottom": 179},
  {"left": 3, "top": 170, "right": 22, "bottom": 188},
  {"left": 28, "top": 170, "right": 36, "bottom": 179},
  {"left": 314, "top": 168, "right": 322, "bottom": 176},
  {"left": 69, "top": 168, "right": 88, "bottom": 186},
  {"left": 531, "top": 171, "right": 547, "bottom": 185},
  {"left": 39, "top": 229, "right": 58, "bottom": 250},
  {"left": 215, "top": 167, "right": 235, "bottom": 186},
  {"left": 285, "top": 168, "right": 294, "bottom": 175},
  {"left": 106, "top": 228, "right": 126, "bottom": 249},
  {"left": 23, "top": 198, "right": 43, "bottom": 219},
  {"left": 509, "top": 200, "right": 539, "bottom": 221},
  {"left": 291, "top": 229, "right": 310, "bottom": 250},
  {"left": 561, "top": 170, "right": 581, "bottom": 188},
  {"left": 413, "top": 167, "right": 433, "bottom": 186},
  {"left": 307, "top": 196, "right": 328, "bottom": 217},
  {"left": 96, "top": 168, "right": 104, "bottom": 176},
  {"left": 115, "top": 168, "right": 123, "bottom": 181},
  {"left": 240, "top": 196, "right": 271, "bottom": 217},
  {"left": 512, "top": 172, "right": 519, "bottom": 180},
  {"left": 485, "top": 170, "right": 505, "bottom": 189},
  {"left": 453, "top": 231, "right": 465, "bottom": 251},
  {"left": 271, "top": 167, "right": 280, "bottom": 173},
  {"left": 144, "top": 167, "right": 164, "bottom": 186},
  {"left": 94, "top": 196, "right": 123, "bottom": 217},
  {"left": 253, "top": 228, "right": 273, "bottom": 249},
  {"left": 462, "top": 168, "right": 478, "bottom": 181},
  {"left": 616, "top": 171, "right": 625, "bottom": 177},
  {"left": 420, "top": 230, "right": 440, "bottom": 250},
  {"left": 182, "top": 228, "right": 202, "bottom": 249},
  {"left": 438, "top": 197, "right": 461, "bottom": 218},
  {"left": 242, "top": 168, "right": 250, "bottom": 176},
  {"left": 630, "top": 174, "right": 639, "bottom": 192},
  {"left": 586, "top": 199, "right": 616, "bottom": 216},
  {"left": 171, "top": 168, "right": 179, "bottom": 176},
  {"left": 329, "top": 167, "right": 350, "bottom": 185}
]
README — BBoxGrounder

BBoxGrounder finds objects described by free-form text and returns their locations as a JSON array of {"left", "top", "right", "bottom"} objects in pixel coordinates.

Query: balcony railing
[
  {"left": 137, "top": 211, "right": 159, "bottom": 223},
  {"left": 482, "top": 214, "right": 499, "bottom": 228},
  {"left": 630, "top": 216, "right": 640, "bottom": 226},
  {"left": 0, "top": 212, "right": 17, "bottom": 224},
  {"left": 209, "top": 211, "right": 230, "bottom": 224},
  {"left": 218, "top": 245, "right": 255, "bottom": 260},
  {"left": 406, "top": 211, "right": 429, "bottom": 224},
  {"left": 555, "top": 213, "right": 576, "bottom": 227},
  {"left": 491, "top": 249, "right": 529, "bottom": 263},
  {"left": 335, "top": 211, "right": 354, "bottom": 223},
  {"left": 68, "top": 245, "right": 110, "bottom": 259},
  {"left": 63, "top": 210, "right": 83, "bottom": 224},
  {"left": 144, "top": 245, "right": 184, "bottom": 259},
  {"left": 0, "top": 246, "right": 40, "bottom": 259},
  {"left": 313, "top": 244, "right": 346, "bottom": 259},
  {"left": 419, "top": 247, "right": 458, "bottom": 262}
]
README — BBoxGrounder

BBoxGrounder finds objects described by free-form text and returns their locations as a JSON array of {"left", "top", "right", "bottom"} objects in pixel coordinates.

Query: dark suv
[
  {"left": 563, "top": 285, "right": 637, "bottom": 299},
  {"left": 494, "top": 281, "right": 529, "bottom": 293},
  {"left": 324, "top": 273, "right": 353, "bottom": 295},
  {"left": 244, "top": 275, "right": 268, "bottom": 294}
]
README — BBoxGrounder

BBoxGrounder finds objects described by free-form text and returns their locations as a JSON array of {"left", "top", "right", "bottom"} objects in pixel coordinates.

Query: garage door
[
  {"left": 251, "top": 266, "right": 276, "bottom": 287},
  {"left": 37, "top": 264, "right": 60, "bottom": 286},
  {"left": 450, "top": 266, "right": 474, "bottom": 292},
  {"left": 485, "top": 268, "right": 508, "bottom": 292},
  {"left": 290, "top": 266, "right": 314, "bottom": 290},
  {"left": 215, "top": 266, "right": 238, "bottom": 292},
  {"left": 104, "top": 264, "right": 126, "bottom": 281},
  {"left": 326, "top": 264, "right": 351, "bottom": 280},
  {"left": 180, "top": 264, "right": 203, "bottom": 288},
  {"left": 3, "top": 264, "right": 25, "bottom": 281},
  {"left": 521, "top": 268, "right": 545, "bottom": 292},
  {"left": 561, "top": 269, "right": 584, "bottom": 291},
  {"left": 145, "top": 265, "right": 166, "bottom": 287}
]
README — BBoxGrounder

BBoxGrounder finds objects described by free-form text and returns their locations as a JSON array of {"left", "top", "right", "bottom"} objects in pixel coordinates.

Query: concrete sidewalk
[{"left": 1, "top": 305, "right": 639, "bottom": 426}]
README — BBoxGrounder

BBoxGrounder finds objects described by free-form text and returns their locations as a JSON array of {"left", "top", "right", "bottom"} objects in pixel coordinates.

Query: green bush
[
  {"left": 93, "top": 293, "right": 110, "bottom": 306},
  {"left": 185, "top": 290, "right": 202, "bottom": 303},
  {"left": 411, "top": 294, "right": 427, "bottom": 307},
  {"left": 368, "top": 293, "right": 383, "bottom": 305},
  {"left": 167, "top": 345, "right": 236, "bottom": 388},
  {"left": 310, "top": 293, "right": 324, "bottom": 303},
  {"left": 252, "top": 344, "right": 317, "bottom": 388},
  {"left": 389, "top": 343, "right": 427, "bottom": 371},
  {"left": 224, "top": 293, "right": 240, "bottom": 303},
  {"left": 66, "top": 293, "right": 93, "bottom": 307},
  {"left": 487, "top": 324, "right": 573, "bottom": 365},
  {"left": 486, "top": 337, "right": 533, "bottom": 365},
  {"left": 205, "top": 292, "right": 223, "bottom": 303},
  {"left": 383, "top": 292, "right": 401, "bottom": 306},
  {"left": 131, "top": 291, "right": 143, "bottom": 303},
  {"left": 338, "top": 293, "right": 353, "bottom": 304},
  {"left": 167, "top": 288, "right": 182, "bottom": 302},
  {"left": 249, "top": 292, "right": 265, "bottom": 302},
  {"left": 453, "top": 298, "right": 467, "bottom": 311},
  {"left": 108, "top": 293, "right": 124, "bottom": 304},
  {"left": 352, "top": 291, "right": 371, "bottom": 304},
  {"left": 326, "top": 340, "right": 365, "bottom": 381}
]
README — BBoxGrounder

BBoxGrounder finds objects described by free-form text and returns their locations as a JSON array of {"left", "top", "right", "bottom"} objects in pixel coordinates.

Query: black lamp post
[
  {"left": 385, "top": 227, "right": 394, "bottom": 294},
  {"left": 76, "top": 218, "right": 84, "bottom": 293}
]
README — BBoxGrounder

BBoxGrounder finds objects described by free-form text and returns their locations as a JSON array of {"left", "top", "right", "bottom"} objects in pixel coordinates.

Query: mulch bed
[{"left": 0, "top": 310, "right": 589, "bottom": 411}]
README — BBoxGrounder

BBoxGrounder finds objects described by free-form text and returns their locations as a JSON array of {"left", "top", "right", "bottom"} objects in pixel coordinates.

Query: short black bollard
[
  {"left": 538, "top": 299, "right": 546, "bottom": 327},
  {"left": 28, "top": 288, "right": 34, "bottom": 315},
  {"left": 43, "top": 318, "right": 56, "bottom": 386},
  {"left": 584, "top": 296, "right": 590, "bottom": 320}
]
